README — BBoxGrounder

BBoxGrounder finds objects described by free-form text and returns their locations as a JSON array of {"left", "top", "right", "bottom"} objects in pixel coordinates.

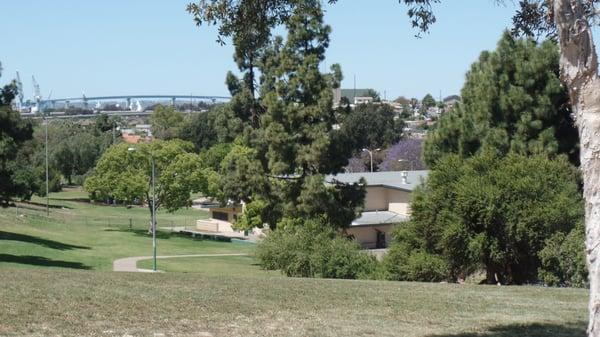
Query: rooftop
[
  {"left": 351, "top": 211, "right": 409, "bottom": 227},
  {"left": 327, "top": 170, "right": 429, "bottom": 191}
]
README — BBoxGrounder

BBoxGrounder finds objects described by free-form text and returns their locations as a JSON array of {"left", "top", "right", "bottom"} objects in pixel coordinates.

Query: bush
[
  {"left": 383, "top": 226, "right": 449, "bottom": 282},
  {"left": 256, "top": 217, "right": 379, "bottom": 279},
  {"left": 538, "top": 223, "right": 588, "bottom": 287}
]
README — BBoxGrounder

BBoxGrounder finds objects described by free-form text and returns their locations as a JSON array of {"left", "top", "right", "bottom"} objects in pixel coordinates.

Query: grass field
[
  {"left": 0, "top": 188, "right": 591, "bottom": 336},
  {"left": 0, "top": 187, "right": 256, "bottom": 271},
  {"left": 0, "top": 267, "right": 587, "bottom": 337}
]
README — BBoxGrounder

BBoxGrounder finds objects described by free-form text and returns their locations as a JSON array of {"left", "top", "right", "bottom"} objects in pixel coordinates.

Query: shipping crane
[{"left": 15, "top": 71, "right": 24, "bottom": 110}]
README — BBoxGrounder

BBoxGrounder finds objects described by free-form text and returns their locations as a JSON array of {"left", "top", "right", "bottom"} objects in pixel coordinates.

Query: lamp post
[
  {"left": 44, "top": 116, "right": 49, "bottom": 216},
  {"left": 362, "top": 148, "right": 380, "bottom": 173},
  {"left": 128, "top": 146, "right": 157, "bottom": 272}
]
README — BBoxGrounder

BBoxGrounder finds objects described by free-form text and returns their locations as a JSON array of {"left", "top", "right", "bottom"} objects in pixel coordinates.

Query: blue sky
[{"left": 1, "top": 1, "right": 520, "bottom": 101}]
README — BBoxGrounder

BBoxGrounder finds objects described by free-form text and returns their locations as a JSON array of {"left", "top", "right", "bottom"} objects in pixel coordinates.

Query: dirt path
[{"left": 113, "top": 253, "right": 249, "bottom": 272}]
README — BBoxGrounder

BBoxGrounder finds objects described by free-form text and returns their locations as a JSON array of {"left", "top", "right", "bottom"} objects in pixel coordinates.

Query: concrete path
[{"left": 113, "top": 253, "right": 249, "bottom": 272}]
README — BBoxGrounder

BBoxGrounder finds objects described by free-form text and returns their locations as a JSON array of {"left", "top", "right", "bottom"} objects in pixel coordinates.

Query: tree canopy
[
  {"left": 84, "top": 140, "right": 205, "bottom": 217},
  {"left": 150, "top": 105, "right": 187, "bottom": 140},
  {"left": 0, "top": 72, "right": 37, "bottom": 204},
  {"left": 385, "top": 152, "right": 583, "bottom": 284},
  {"left": 423, "top": 32, "right": 578, "bottom": 167},
  {"left": 340, "top": 103, "right": 403, "bottom": 152}
]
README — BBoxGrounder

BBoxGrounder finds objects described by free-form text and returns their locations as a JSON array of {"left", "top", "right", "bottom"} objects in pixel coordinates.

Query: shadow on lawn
[
  {"left": 103, "top": 228, "right": 174, "bottom": 239},
  {"left": 428, "top": 322, "right": 586, "bottom": 337},
  {"left": 0, "top": 231, "right": 90, "bottom": 250},
  {"left": 0, "top": 254, "right": 91, "bottom": 269}
]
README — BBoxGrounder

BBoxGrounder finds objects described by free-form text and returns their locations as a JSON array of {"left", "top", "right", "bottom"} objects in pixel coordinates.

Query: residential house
[
  {"left": 195, "top": 170, "right": 429, "bottom": 248},
  {"left": 327, "top": 170, "right": 428, "bottom": 249}
]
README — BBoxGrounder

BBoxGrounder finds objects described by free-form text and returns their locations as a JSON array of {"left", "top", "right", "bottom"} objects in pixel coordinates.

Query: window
[{"left": 212, "top": 211, "right": 229, "bottom": 221}]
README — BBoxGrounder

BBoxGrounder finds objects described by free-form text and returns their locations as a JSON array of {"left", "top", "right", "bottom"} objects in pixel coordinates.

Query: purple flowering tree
[{"left": 380, "top": 139, "right": 426, "bottom": 171}]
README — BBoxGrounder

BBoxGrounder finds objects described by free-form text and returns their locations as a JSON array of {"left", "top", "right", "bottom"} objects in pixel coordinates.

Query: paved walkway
[{"left": 113, "top": 253, "right": 249, "bottom": 272}]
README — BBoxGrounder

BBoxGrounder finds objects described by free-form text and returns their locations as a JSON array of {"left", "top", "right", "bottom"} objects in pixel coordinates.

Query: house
[
  {"left": 195, "top": 170, "right": 429, "bottom": 248},
  {"left": 327, "top": 170, "right": 428, "bottom": 249}
]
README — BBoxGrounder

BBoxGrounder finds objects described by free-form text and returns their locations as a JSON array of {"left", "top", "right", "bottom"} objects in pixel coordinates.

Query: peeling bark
[{"left": 554, "top": 0, "right": 600, "bottom": 335}]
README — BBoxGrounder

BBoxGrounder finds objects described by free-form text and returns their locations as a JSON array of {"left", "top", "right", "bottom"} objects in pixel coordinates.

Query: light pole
[
  {"left": 362, "top": 148, "right": 380, "bottom": 173},
  {"left": 44, "top": 116, "right": 49, "bottom": 216},
  {"left": 128, "top": 146, "right": 157, "bottom": 272}
]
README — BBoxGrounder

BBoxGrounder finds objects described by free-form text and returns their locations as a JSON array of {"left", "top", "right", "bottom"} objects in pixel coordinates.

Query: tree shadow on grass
[
  {"left": 18, "top": 200, "right": 71, "bottom": 209},
  {"left": 0, "top": 254, "right": 91, "bottom": 270},
  {"left": 103, "top": 228, "right": 174, "bottom": 239},
  {"left": 427, "top": 322, "right": 586, "bottom": 337},
  {"left": 0, "top": 231, "right": 90, "bottom": 250}
]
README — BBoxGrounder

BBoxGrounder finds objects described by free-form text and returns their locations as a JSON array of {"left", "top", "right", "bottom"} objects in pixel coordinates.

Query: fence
[{"left": 9, "top": 202, "right": 200, "bottom": 233}]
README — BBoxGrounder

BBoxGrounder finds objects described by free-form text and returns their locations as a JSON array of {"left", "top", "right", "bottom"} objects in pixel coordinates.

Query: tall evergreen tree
[
  {"left": 423, "top": 32, "right": 578, "bottom": 167},
  {"left": 213, "top": 0, "right": 364, "bottom": 229}
]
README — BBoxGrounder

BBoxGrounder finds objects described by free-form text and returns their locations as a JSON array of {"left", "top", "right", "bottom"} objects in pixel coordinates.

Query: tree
[
  {"left": 340, "top": 103, "right": 403, "bottom": 152},
  {"left": 84, "top": 140, "right": 205, "bottom": 227},
  {"left": 0, "top": 70, "right": 37, "bottom": 204},
  {"left": 197, "top": 1, "right": 364, "bottom": 230},
  {"left": 43, "top": 120, "right": 111, "bottom": 185},
  {"left": 364, "top": 88, "right": 381, "bottom": 102},
  {"left": 421, "top": 93, "right": 436, "bottom": 108},
  {"left": 423, "top": 32, "right": 578, "bottom": 167},
  {"left": 394, "top": 96, "right": 410, "bottom": 105},
  {"left": 150, "top": 105, "right": 186, "bottom": 140},
  {"left": 386, "top": 152, "right": 582, "bottom": 284},
  {"left": 379, "top": 139, "right": 425, "bottom": 171}
]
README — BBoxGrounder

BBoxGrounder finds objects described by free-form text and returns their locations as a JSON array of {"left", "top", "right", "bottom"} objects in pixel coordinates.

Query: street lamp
[
  {"left": 44, "top": 116, "right": 49, "bottom": 216},
  {"left": 128, "top": 146, "right": 157, "bottom": 272},
  {"left": 362, "top": 148, "right": 381, "bottom": 173}
]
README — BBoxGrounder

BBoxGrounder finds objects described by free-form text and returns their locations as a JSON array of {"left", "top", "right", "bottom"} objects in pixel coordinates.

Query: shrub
[
  {"left": 256, "top": 217, "right": 379, "bottom": 279},
  {"left": 538, "top": 223, "right": 588, "bottom": 287}
]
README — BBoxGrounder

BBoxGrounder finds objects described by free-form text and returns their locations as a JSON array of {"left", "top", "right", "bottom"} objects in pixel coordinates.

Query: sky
[{"left": 1, "top": 1, "right": 521, "bottom": 101}]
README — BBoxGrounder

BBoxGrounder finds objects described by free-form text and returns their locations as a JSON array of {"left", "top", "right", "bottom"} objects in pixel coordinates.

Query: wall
[
  {"left": 386, "top": 189, "right": 411, "bottom": 215},
  {"left": 364, "top": 187, "right": 389, "bottom": 211},
  {"left": 346, "top": 224, "right": 394, "bottom": 249},
  {"left": 364, "top": 187, "right": 412, "bottom": 215}
]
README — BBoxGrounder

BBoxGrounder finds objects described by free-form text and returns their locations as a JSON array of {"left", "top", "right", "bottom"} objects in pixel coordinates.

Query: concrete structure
[
  {"left": 328, "top": 170, "right": 428, "bottom": 249},
  {"left": 195, "top": 203, "right": 253, "bottom": 235}
]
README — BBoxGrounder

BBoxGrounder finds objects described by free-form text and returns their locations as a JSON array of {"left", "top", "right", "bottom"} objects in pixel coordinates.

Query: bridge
[{"left": 39, "top": 94, "right": 231, "bottom": 111}]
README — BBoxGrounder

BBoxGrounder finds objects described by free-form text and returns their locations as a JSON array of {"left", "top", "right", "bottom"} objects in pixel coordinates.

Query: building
[
  {"left": 195, "top": 170, "right": 429, "bottom": 249},
  {"left": 327, "top": 170, "right": 428, "bottom": 249}
]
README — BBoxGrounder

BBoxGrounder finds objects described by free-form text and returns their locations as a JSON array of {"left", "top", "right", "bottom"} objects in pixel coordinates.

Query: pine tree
[
  {"left": 217, "top": 0, "right": 364, "bottom": 229},
  {"left": 423, "top": 32, "right": 578, "bottom": 167}
]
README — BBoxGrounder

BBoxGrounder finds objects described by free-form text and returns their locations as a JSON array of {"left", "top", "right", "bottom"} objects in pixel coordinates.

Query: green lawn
[
  {"left": 0, "top": 267, "right": 588, "bottom": 337},
  {"left": 0, "top": 188, "right": 590, "bottom": 336},
  {"left": 138, "top": 255, "right": 280, "bottom": 277},
  {"left": 0, "top": 187, "right": 256, "bottom": 271}
]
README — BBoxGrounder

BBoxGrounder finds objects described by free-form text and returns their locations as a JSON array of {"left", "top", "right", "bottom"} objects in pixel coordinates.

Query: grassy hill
[
  {"left": 0, "top": 268, "right": 587, "bottom": 336},
  {"left": 0, "top": 188, "right": 590, "bottom": 336}
]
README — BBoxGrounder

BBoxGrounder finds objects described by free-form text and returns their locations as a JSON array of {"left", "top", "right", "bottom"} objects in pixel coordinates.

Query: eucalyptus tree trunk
[{"left": 554, "top": 0, "right": 600, "bottom": 335}]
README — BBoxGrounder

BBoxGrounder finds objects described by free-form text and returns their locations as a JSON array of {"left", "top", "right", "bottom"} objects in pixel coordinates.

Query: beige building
[
  {"left": 196, "top": 171, "right": 428, "bottom": 248},
  {"left": 328, "top": 170, "right": 428, "bottom": 249}
]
